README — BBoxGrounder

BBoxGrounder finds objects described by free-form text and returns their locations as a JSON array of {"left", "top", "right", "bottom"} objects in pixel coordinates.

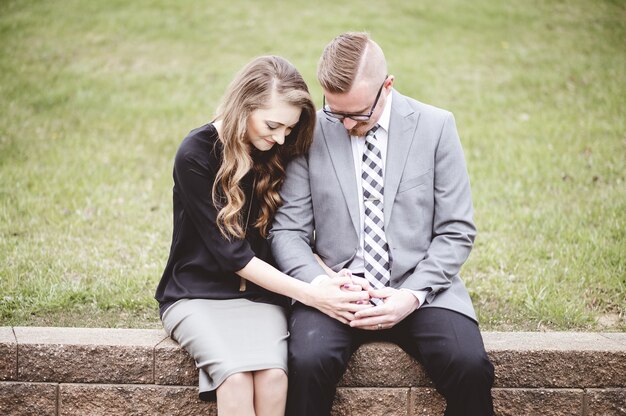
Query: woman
[{"left": 155, "top": 56, "right": 369, "bottom": 416}]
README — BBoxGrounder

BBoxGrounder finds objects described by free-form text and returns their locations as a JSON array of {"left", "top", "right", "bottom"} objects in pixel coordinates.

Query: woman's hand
[{"left": 303, "top": 274, "right": 373, "bottom": 324}]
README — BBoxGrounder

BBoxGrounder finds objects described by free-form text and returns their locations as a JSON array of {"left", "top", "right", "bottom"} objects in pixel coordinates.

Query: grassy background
[{"left": 1, "top": 0, "right": 624, "bottom": 330}]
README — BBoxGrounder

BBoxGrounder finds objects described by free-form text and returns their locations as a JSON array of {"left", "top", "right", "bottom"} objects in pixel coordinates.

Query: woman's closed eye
[{"left": 266, "top": 122, "right": 294, "bottom": 137}]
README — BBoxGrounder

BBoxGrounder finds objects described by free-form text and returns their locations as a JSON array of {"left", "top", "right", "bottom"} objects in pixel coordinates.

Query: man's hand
[
  {"left": 306, "top": 275, "right": 372, "bottom": 324},
  {"left": 349, "top": 287, "right": 419, "bottom": 330}
]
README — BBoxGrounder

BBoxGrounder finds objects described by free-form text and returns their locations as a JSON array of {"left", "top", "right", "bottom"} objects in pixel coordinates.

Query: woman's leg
[
  {"left": 216, "top": 372, "right": 255, "bottom": 416},
  {"left": 252, "top": 368, "right": 288, "bottom": 416}
]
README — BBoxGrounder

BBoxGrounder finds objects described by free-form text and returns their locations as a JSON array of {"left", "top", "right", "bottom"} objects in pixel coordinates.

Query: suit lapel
[
  {"left": 384, "top": 92, "right": 420, "bottom": 227},
  {"left": 321, "top": 119, "right": 361, "bottom": 234}
]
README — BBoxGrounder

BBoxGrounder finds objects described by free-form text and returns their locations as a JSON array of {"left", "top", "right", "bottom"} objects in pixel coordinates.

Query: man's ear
[{"left": 385, "top": 75, "right": 395, "bottom": 91}]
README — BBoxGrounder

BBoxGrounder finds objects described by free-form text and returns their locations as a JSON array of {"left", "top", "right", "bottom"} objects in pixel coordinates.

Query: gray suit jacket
[{"left": 269, "top": 90, "right": 477, "bottom": 321}]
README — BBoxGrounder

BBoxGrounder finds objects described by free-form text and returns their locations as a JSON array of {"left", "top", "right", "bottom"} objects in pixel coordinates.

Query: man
[{"left": 269, "top": 32, "right": 494, "bottom": 416}]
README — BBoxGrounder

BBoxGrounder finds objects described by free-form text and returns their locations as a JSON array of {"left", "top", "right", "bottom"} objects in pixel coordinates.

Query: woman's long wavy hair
[{"left": 212, "top": 56, "right": 315, "bottom": 239}]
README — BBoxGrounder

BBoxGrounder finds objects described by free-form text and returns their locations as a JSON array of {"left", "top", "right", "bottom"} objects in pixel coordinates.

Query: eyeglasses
[{"left": 322, "top": 77, "right": 387, "bottom": 121}]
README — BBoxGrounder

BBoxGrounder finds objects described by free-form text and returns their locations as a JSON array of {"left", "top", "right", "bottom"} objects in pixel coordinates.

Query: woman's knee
[
  {"left": 217, "top": 372, "right": 255, "bottom": 413},
  {"left": 221, "top": 371, "right": 254, "bottom": 390},
  {"left": 254, "top": 368, "right": 287, "bottom": 385}
]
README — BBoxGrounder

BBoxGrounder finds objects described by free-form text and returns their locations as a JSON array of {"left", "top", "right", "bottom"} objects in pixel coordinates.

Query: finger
[
  {"left": 342, "top": 291, "right": 371, "bottom": 303},
  {"left": 350, "top": 276, "right": 371, "bottom": 291},
  {"left": 344, "top": 292, "right": 373, "bottom": 309},
  {"left": 362, "top": 322, "right": 396, "bottom": 331},
  {"left": 332, "top": 275, "right": 352, "bottom": 286},
  {"left": 368, "top": 288, "right": 391, "bottom": 298},
  {"left": 342, "top": 302, "right": 374, "bottom": 313},
  {"left": 337, "top": 269, "right": 352, "bottom": 278},
  {"left": 341, "top": 284, "right": 364, "bottom": 292},
  {"left": 354, "top": 304, "right": 387, "bottom": 319},
  {"left": 335, "top": 299, "right": 373, "bottom": 311},
  {"left": 349, "top": 317, "right": 384, "bottom": 328},
  {"left": 330, "top": 309, "right": 358, "bottom": 324},
  {"left": 338, "top": 311, "right": 355, "bottom": 322},
  {"left": 329, "top": 312, "right": 349, "bottom": 325}
]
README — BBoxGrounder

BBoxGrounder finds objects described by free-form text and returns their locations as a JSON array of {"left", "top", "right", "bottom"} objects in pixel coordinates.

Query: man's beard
[{"left": 348, "top": 122, "right": 372, "bottom": 137}]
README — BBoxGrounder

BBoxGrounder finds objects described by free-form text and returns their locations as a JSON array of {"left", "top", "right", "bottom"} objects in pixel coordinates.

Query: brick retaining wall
[{"left": 1, "top": 327, "right": 624, "bottom": 415}]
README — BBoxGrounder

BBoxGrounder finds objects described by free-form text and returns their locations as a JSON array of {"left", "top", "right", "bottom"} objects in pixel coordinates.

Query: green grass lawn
[{"left": 1, "top": 0, "right": 624, "bottom": 331}]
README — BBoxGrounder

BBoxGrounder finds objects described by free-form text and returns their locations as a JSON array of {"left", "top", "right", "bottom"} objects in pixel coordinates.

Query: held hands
[
  {"left": 305, "top": 267, "right": 419, "bottom": 328},
  {"left": 349, "top": 287, "right": 419, "bottom": 330},
  {"left": 305, "top": 274, "right": 372, "bottom": 325},
  {"left": 336, "top": 270, "right": 418, "bottom": 329}
]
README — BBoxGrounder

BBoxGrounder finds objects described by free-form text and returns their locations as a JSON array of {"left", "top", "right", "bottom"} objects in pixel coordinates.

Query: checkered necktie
[{"left": 361, "top": 125, "right": 390, "bottom": 289}]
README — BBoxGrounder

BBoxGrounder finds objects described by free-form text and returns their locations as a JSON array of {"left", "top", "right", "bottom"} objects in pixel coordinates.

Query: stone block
[
  {"left": 410, "top": 387, "right": 586, "bottom": 416},
  {"left": 409, "top": 388, "right": 446, "bottom": 416},
  {"left": 483, "top": 331, "right": 626, "bottom": 352},
  {"left": 154, "top": 336, "right": 198, "bottom": 386},
  {"left": 585, "top": 388, "right": 626, "bottom": 416},
  {"left": 484, "top": 332, "right": 626, "bottom": 388},
  {"left": 493, "top": 388, "right": 583, "bottom": 416},
  {"left": 332, "top": 387, "right": 409, "bottom": 416},
  {"left": 0, "top": 381, "right": 58, "bottom": 416},
  {"left": 59, "top": 383, "right": 216, "bottom": 416},
  {"left": 340, "top": 342, "right": 428, "bottom": 387},
  {"left": 14, "top": 327, "right": 167, "bottom": 384},
  {"left": 0, "top": 327, "right": 17, "bottom": 380},
  {"left": 601, "top": 333, "right": 626, "bottom": 347},
  {"left": 490, "top": 350, "right": 626, "bottom": 388}
]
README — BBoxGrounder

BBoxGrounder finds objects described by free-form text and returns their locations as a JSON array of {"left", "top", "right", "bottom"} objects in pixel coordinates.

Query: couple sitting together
[{"left": 155, "top": 32, "right": 495, "bottom": 416}]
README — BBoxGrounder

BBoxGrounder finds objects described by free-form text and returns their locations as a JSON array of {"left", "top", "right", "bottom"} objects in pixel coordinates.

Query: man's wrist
[{"left": 399, "top": 288, "right": 427, "bottom": 309}]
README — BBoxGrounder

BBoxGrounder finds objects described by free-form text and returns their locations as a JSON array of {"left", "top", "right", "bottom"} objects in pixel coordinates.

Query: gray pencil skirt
[{"left": 161, "top": 298, "right": 289, "bottom": 400}]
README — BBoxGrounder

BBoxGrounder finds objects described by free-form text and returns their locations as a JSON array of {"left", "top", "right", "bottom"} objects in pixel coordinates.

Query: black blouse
[{"left": 155, "top": 124, "right": 288, "bottom": 317}]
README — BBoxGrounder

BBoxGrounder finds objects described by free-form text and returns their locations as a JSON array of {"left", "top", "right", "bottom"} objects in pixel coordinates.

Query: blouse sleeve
[{"left": 173, "top": 138, "right": 255, "bottom": 272}]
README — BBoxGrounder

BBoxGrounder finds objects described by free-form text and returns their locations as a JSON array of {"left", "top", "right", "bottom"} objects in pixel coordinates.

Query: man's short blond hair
[{"left": 318, "top": 32, "right": 387, "bottom": 94}]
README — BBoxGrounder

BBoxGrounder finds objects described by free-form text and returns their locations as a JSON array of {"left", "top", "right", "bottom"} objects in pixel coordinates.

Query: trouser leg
[
  {"left": 286, "top": 303, "right": 355, "bottom": 416},
  {"left": 393, "top": 307, "right": 494, "bottom": 416}
]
